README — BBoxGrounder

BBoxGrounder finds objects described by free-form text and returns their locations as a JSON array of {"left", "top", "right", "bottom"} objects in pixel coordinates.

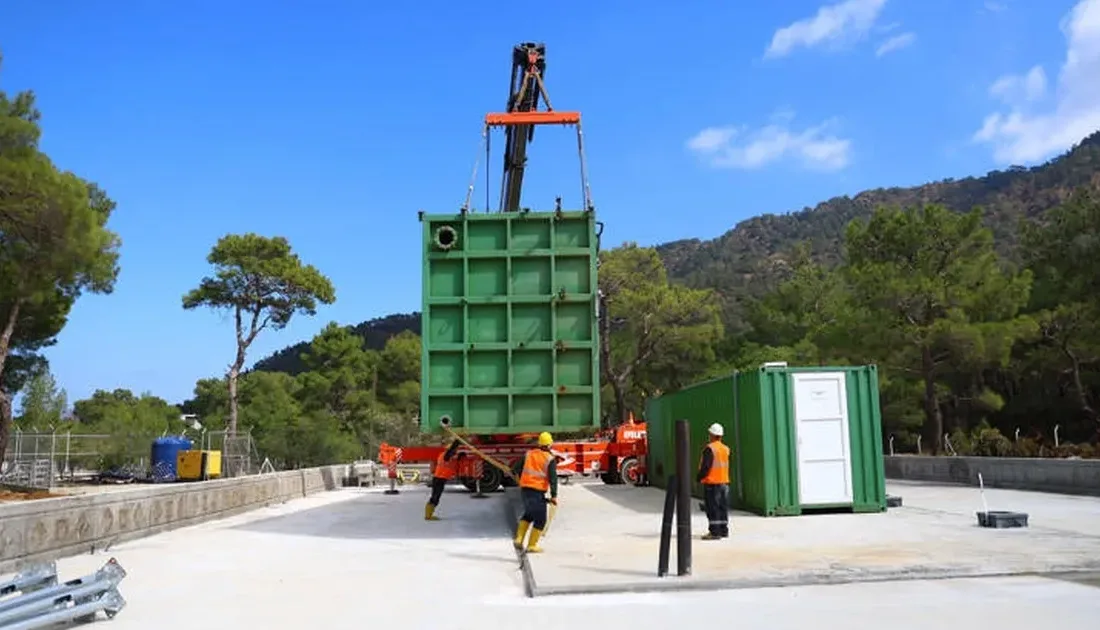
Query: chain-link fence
[
  {"left": 199, "top": 429, "right": 256, "bottom": 478},
  {"left": 0, "top": 428, "right": 259, "bottom": 488}
]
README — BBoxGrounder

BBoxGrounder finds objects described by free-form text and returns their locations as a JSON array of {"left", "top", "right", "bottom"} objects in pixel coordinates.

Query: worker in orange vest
[
  {"left": 512, "top": 431, "right": 558, "bottom": 553},
  {"left": 696, "top": 422, "right": 730, "bottom": 540},
  {"left": 425, "top": 439, "right": 462, "bottom": 521}
]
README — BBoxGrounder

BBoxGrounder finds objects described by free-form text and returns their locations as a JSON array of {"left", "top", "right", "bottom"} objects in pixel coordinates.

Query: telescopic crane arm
[{"left": 484, "top": 42, "right": 589, "bottom": 214}]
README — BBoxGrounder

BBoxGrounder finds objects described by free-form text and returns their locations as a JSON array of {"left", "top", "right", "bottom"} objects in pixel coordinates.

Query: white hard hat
[{"left": 708, "top": 423, "right": 724, "bottom": 437}]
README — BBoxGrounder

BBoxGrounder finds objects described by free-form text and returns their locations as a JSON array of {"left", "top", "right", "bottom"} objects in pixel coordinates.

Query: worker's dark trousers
[
  {"left": 703, "top": 483, "right": 730, "bottom": 537},
  {"left": 520, "top": 487, "right": 549, "bottom": 529},
  {"left": 428, "top": 477, "right": 448, "bottom": 506}
]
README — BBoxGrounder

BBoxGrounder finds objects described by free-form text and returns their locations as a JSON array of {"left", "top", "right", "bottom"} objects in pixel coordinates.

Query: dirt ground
[{"left": 0, "top": 487, "right": 61, "bottom": 502}]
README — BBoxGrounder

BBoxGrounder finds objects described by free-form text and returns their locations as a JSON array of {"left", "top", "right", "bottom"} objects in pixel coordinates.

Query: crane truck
[{"left": 377, "top": 42, "right": 648, "bottom": 493}]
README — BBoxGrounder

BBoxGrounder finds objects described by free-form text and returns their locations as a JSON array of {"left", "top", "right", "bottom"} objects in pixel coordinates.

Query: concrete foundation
[
  {"left": 885, "top": 455, "right": 1100, "bottom": 497},
  {"left": 507, "top": 479, "right": 1100, "bottom": 597},
  {"left": 5, "top": 480, "right": 1099, "bottom": 628},
  {"left": 0, "top": 464, "right": 350, "bottom": 573}
]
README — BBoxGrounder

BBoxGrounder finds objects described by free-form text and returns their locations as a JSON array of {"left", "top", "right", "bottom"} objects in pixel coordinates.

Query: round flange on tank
[{"left": 433, "top": 225, "right": 458, "bottom": 251}]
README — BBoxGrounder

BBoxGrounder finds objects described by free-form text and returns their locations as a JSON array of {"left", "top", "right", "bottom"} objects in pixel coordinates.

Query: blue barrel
[{"left": 150, "top": 436, "right": 193, "bottom": 482}]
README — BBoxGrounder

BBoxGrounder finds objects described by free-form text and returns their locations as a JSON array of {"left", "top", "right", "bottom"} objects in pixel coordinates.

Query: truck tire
[
  {"left": 479, "top": 465, "right": 504, "bottom": 493},
  {"left": 619, "top": 457, "right": 643, "bottom": 486}
]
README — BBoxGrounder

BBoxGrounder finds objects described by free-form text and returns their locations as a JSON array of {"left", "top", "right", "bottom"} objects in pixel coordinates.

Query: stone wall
[
  {"left": 0, "top": 464, "right": 350, "bottom": 574},
  {"left": 884, "top": 455, "right": 1100, "bottom": 497}
]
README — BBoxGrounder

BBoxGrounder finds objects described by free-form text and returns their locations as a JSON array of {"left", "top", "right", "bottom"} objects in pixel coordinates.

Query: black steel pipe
[
  {"left": 657, "top": 475, "right": 677, "bottom": 577},
  {"left": 674, "top": 419, "right": 693, "bottom": 576}
]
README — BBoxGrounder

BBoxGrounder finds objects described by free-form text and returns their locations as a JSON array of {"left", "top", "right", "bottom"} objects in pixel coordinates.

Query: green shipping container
[
  {"left": 737, "top": 365, "right": 886, "bottom": 516},
  {"left": 419, "top": 210, "right": 601, "bottom": 434},
  {"left": 645, "top": 365, "right": 887, "bottom": 517},
  {"left": 644, "top": 374, "right": 739, "bottom": 503}
]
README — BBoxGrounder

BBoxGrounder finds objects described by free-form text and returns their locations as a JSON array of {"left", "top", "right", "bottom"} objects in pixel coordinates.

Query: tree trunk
[
  {"left": 0, "top": 300, "right": 23, "bottom": 462},
  {"left": 1065, "top": 350, "right": 1098, "bottom": 425},
  {"left": 0, "top": 392, "right": 12, "bottom": 465},
  {"left": 921, "top": 345, "right": 944, "bottom": 453},
  {"left": 598, "top": 290, "right": 616, "bottom": 428},
  {"left": 611, "top": 378, "right": 627, "bottom": 430},
  {"left": 227, "top": 343, "right": 246, "bottom": 436}
]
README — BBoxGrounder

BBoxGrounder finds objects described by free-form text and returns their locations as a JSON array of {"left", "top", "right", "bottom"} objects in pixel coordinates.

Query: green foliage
[
  {"left": 182, "top": 233, "right": 337, "bottom": 331},
  {"left": 182, "top": 233, "right": 336, "bottom": 435},
  {"left": 832, "top": 205, "right": 1034, "bottom": 451},
  {"left": 597, "top": 244, "right": 724, "bottom": 424},
  {"left": 71, "top": 389, "right": 186, "bottom": 470},
  {"left": 16, "top": 367, "right": 67, "bottom": 429},
  {"left": 0, "top": 55, "right": 121, "bottom": 461}
]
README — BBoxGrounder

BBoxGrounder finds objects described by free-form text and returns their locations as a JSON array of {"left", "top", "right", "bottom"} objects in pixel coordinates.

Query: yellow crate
[{"left": 177, "top": 449, "right": 222, "bottom": 481}]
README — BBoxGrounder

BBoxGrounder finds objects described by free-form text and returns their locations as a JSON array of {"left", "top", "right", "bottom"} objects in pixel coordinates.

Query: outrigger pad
[{"left": 976, "top": 510, "right": 1029, "bottom": 528}]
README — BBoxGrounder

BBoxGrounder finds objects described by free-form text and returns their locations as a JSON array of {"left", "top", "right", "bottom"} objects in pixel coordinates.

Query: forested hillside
[
  {"left": 657, "top": 131, "right": 1100, "bottom": 329},
  {"left": 253, "top": 313, "right": 420, "bottom": 375}
]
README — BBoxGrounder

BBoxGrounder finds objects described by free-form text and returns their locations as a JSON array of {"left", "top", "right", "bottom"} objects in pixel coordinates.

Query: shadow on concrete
[
  {"left": 230, "top": 487, "right": 510, "bottom": 540},
  {"left": 582, "top": 483, "right": 667, "bottom": 514},
  {"left": 1047, "top": 571, "right": 1100, "bottom": 589},
  {"left": 581, "top": 482, "right": 762, "bottom": 521}
]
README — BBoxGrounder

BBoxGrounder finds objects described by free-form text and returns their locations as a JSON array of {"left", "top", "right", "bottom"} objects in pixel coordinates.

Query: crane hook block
[{"left": 433, "top": 225, "right": 458, "bottom": 251}]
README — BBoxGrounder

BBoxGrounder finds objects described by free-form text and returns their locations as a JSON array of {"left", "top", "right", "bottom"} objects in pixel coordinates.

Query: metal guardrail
[{"left": 0, "top": 558, "right": 128, "bottom": 628}]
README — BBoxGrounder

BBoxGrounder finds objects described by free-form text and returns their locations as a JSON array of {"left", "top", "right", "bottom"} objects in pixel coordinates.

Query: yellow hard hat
[{"left": 538, "top": 432, "right": 553, "bottom": 447}]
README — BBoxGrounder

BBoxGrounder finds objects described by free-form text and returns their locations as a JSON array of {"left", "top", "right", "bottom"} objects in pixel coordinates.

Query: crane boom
[
  {"left": 487, "top": 42, "right": 585, "bottom": 214},
  {"left": 463, "top": 41, "right": 590, "bottom": 216},
  {"left": 499, "top": 43, "right": 544, "bottom": 213}
]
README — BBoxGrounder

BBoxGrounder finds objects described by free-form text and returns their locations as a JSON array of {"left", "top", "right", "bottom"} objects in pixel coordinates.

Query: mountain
[
  {"left": 252, "top": 313, "right": 420, "bottom": 375},
  {"left": 657, "top": 131, "right": 1100, "bottom": 328},
  {"left": 253, "top": 130, "right": 1100, "bottom": 372}
]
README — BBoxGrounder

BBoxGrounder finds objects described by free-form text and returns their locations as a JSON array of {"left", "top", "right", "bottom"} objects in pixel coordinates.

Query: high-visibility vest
[
  {"left": 701, "top": 441, "right": 730, "bottom": 485},
  {"left": 434, "top": 451, "right": 457, "bottom": 480},
  {"left": 519, "top": 449, "right": 552, "bottom": 492}
]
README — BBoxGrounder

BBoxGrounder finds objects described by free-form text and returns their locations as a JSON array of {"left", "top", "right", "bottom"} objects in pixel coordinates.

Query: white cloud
[
  {"left": 686, "top": 118, "right": 852, "bottom": 172},
  {"left": 765, "top": 0, "right": 889, "bottom": 58},
  {"left": 988, "top": 65, "right": 1047, "bottom": 103},
  {"left": 875, "top": 32, "right": 916, "bottom": 56},
  {"left": 984, "top": 1, "right": 1008, "bottom": 13},
  {"left": 973, "top": 0, "right": 1100, "bottom": 164}
]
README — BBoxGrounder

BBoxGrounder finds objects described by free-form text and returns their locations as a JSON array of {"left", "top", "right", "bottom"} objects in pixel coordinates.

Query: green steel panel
[
  {"left": 644, "top": 375, "right": 738, "bottom": 501},
  {"left": 737, "top": 369, "right": 801, "bottom": 516},
  {"left": 419, "top": 210, "right": 601, "bottom": 434},
  {"left": 738, "top": 365, "right": 887, "bottom": 516}
]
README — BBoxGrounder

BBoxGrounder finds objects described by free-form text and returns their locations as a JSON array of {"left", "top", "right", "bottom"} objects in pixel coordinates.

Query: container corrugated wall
[
  {"left": 644, "top": 374, "right": 737, "bottom": 501},
  {"left": 738, "top": 365, "right": 887, "bottom": 516},
  {"left": 736, "top": 369, "right": 800, "bottom": 515}
]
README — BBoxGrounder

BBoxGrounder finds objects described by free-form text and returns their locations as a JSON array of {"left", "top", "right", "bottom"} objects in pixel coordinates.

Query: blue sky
[{"left": 1, "top": 0, "right": 1097, "bottom": 406}]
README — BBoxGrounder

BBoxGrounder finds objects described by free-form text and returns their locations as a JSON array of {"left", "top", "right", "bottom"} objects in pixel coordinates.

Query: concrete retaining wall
[
  {"left": 884, "top": 455, "right": 1100, "bottom": 497},
  {"left": 0, "top": 464, "right": 351, "bottom": 574}
]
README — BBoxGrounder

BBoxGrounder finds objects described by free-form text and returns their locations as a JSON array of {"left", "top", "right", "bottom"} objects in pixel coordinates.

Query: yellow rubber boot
[
  {"left": 425, "top": 503, "right": 440, "bottom": 521},
  {"left": 525, "top": 527, "right": 544, "bottom": 554},
  {"left": 513, "top": 520, "right": 531, "bottom": 549}
]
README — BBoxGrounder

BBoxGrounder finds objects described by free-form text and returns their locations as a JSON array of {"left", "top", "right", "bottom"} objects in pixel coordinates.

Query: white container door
[{"left": 792, "top": 372, "right": 853, "bottom": 506}]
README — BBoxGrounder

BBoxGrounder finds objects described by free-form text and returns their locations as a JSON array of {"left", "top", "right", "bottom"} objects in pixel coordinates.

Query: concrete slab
[
  {"left": 4, "top": 483, "right": 1099, "bottom": 629},
  {"left": 26, "top": 485, "right": 526, "bottom": 628},
  {"left": 513, "top": 480, "right": 1100, "bottom": 596},
  {"left": 483, "top": 575, "right": 1100, "bottom": 630}
]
